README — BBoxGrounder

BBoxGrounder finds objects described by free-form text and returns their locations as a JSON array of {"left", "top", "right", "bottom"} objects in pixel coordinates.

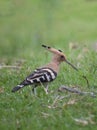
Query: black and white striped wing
[
  {"left": 12, "top": 67, "right": 57, "bottom": 92},
  {"left": 26, "top": 67, "right": 57, "bottom": 84}
]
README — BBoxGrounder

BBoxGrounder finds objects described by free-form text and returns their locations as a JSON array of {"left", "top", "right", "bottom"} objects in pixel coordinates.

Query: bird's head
[{"left": 42, "top": 44, "right": 78, "bottom": 71}]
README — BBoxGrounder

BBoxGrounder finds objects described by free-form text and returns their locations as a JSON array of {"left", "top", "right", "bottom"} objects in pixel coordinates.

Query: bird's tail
[
  {"left": 12, "top": 79, "right": 32, "bottom": 92},
  {"left": 11, "top": 84, "right": 24, "bottom": 92}
]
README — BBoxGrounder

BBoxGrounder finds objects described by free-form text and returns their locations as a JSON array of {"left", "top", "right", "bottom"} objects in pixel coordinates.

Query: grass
[{"left": 0, "top": 0, "right": 97, "bottom": 130}]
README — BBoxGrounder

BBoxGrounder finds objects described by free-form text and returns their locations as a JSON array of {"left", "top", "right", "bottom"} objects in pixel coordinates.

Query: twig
[
  {"left": 58, "top": 85, "right": 96, "bottom": 97},
  {"left": 82, "top": 75, "right": 90, "bottom": 88},
  {"left": 0, "top": 65, "right": 21, "bottom": 69},
  {"left": 51, "top": 95, "right": 60, "bottom": 108}
]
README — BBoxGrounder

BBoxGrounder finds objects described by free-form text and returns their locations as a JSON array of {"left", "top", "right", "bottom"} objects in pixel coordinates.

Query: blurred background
[{"left": 0, "top": 0, "right": 97, "bottom": 59}]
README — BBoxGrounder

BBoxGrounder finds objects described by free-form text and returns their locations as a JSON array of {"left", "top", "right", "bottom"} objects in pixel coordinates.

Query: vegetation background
[{"left": 0, "top": 0, "right": 97, "bottom": 130}]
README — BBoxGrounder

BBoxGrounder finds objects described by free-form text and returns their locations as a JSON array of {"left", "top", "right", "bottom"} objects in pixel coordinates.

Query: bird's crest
[{"left": 42, "top": 44, "right": 63, "bottom": 55}]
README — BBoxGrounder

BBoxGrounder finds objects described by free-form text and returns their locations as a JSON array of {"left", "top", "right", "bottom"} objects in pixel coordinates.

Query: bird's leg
[
  {"left": 32, "top": 85, "right": 37, "bottom": 95},
  {"left": 44, "top": 83, "right": 49, "bottom": 94}
]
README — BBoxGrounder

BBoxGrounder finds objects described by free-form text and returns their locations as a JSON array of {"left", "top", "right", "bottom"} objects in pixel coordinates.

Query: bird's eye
[{"left": 61, "top": 55, "right": 64, "bottom": 58}]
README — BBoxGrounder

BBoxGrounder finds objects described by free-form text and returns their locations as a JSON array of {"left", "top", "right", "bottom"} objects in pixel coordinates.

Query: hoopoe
[{"left": 12, "top": 44, "right": 78, "bottom": 94}]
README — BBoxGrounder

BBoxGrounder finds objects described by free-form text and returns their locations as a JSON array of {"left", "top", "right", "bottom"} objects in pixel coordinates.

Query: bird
[{"left": 12, "top": 44, "right": 78, "bottom": 94}]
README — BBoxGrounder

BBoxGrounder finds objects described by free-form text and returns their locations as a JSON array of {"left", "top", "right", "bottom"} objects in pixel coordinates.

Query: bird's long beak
[
  {"left": 65, "top": 60, "right": 90, "bottom": 87},
  {"left": 65, "top": 60, "right": 78, "bottom": 71}
]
